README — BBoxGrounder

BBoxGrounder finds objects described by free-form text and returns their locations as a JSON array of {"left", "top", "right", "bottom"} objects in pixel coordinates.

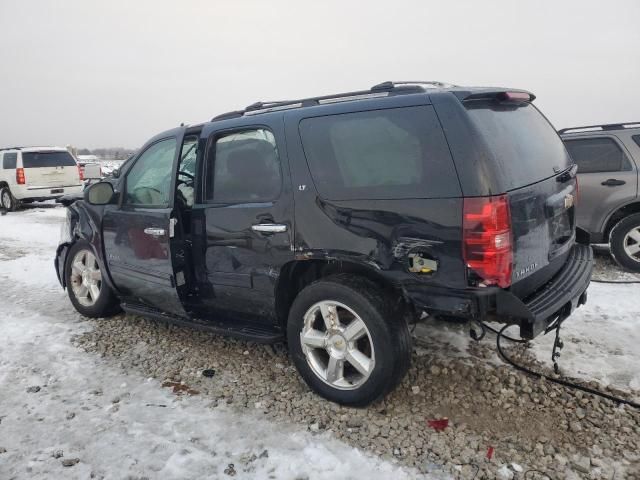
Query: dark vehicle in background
[
  {"left": 55, "top": 81, "right": 593, "bottom": 406},
  {"left": 560, "top": 123, "right": 640, "bottom": 272}
]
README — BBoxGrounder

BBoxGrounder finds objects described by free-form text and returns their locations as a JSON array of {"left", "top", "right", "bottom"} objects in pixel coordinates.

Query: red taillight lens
[
  {"left": 16, "top": 168, "right": 26, "bottom": 185},
  {"left": 463, "top": 195, "right": 513, "bottom": 288},
  {"left": 78, "top": 165, "right": 84, "bottom": 181}
]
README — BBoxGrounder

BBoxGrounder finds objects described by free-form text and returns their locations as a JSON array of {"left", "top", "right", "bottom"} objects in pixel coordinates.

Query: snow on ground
[
  {"left": 530, "top": 281, "right": 640, "bottom": 395},
  {"left": 0, "top": 205, "right": 422, "bottom": 480}
]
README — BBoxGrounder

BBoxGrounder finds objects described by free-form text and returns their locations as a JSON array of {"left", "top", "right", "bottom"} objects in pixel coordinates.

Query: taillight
[
  {"left": 16, "top": 168, "right": 26, "bottom": 185},
  {"left": 574, "top": 176, "right": 579, "bottom": 205},
  {"left": 78, "top": 165, "right": 84, "bottom": 181},
  {"left": 498, "top": 91, "right": 532, "bottom": 102},
  {"left": 463, "top": 195, "right": 513, "bottom": 288}
]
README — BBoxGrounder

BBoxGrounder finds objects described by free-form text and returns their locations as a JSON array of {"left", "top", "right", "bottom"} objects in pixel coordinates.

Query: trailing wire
[{"left": 492, "top": 324, "right": 640, "bottom": 410}]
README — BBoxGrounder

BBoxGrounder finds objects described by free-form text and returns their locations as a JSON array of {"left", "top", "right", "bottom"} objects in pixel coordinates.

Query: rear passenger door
[
  {"left": 563, "top": 136, "right": 638, "bottom": 236},
  {"left": 191, "top": 119, "right": 294, "bottom": 323}
]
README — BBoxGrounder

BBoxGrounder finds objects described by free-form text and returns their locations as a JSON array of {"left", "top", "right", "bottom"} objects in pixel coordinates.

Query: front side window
[
  {"left": 564, "top": 137, "right": 631, "bottom": 173},
  {"left": 207, "top": 128, "right": 281, "bottom": 203},
  {"left": 298, "top": 106, "right": 459, "bottom": 200},
  {"left": 2, "top": 152, "right": 17, "bottom": 169},
  {"left": 125, "top": 138, "right": 177, "bottom": 206}
]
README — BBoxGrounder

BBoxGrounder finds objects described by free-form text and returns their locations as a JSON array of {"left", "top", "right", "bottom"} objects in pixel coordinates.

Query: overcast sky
[{"left": 0, "top": 0, "right": 638, "bottom": 149}]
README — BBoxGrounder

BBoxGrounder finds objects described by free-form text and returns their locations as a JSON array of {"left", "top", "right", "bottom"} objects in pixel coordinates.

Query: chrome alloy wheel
[
  {"left": 623, "top": 226, "right": 640, "bottom": 263},
  {"left": 299, "top": 300, "right": 375, "bottom": 390},
  {"left": 70, "top": 249, "right": 102, "bottom": 307}
]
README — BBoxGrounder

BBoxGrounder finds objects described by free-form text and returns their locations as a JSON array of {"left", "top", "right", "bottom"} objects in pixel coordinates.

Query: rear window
[
  {"left": 22, "top": 151, "right": 77, "bottom": 168},
  {"left": 563, "top": 137, "right": 631, "bottom": 173},
  {"left": 2, "top": 152, "right": 17, "bottom": 169},
  {"left": 465, "top": 102, "right": 571, "bottom": 190},
  {"left": 298, "top": 106, "right": 460, "bottom": 200}
]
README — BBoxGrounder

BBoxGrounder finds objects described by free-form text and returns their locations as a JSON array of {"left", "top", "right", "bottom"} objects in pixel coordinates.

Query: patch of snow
[{"left": 529, "top": 282, "right": 640, "bottom": 398}]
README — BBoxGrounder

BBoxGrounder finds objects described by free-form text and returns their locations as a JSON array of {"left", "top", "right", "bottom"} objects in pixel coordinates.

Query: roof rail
[
  {"left": 209, "top": 81, "right": 451, "bottom": 122},
  {"left": 558, "top": 122, "right": 640, "bottom": 134},
  {"left": 370, "top": 80, "right": 457, "bottom": 91},
  {"left": 0, "top": 146, "right": 23, "bottom": 151}
]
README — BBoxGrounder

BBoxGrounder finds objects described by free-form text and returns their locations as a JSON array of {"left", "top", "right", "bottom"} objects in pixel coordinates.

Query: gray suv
[{"left": 560, "top": 123, "right": 640, "bottom": 272}]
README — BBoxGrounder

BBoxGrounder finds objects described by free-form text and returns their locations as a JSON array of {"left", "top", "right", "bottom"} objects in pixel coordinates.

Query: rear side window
[
  {"left": 22, "top": 151, "right": 77, "bottom": 168},
  {"left": 633, "top": 135, "right": 640, "bottom": 149},
  {"left": 563, "top": 137, "right": 631, "bottom": 173},
  {"left": 2, "top": 152, "right": 17, "bottom": 169},
  {"left": 299, "top": 106, "right": 460, "bottom": 200},
  {"left": 207, "top": 128, "right": 281, "bottom": 203}
]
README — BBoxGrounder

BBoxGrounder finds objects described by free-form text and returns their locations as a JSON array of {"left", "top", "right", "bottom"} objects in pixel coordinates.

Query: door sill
[{"left": 121, "top": 302, "right": 284, "bottom": 344}]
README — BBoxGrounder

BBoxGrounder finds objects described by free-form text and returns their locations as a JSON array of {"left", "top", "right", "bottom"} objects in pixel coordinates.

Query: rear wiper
[{"left": 556, "top": 164, "right": 578, "bottom": 183}]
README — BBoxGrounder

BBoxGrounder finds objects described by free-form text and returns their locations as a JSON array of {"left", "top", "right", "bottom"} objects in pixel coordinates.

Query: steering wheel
[{"left": 178, "top": 170, "right": 194, "bottom": 180}]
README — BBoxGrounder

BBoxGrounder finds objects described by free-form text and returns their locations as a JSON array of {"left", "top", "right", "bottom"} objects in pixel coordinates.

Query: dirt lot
[{"left": 73, "top": 251, "right": 640, "bottom": 480}]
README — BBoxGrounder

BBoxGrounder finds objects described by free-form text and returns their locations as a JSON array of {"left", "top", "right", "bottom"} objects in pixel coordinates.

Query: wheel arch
[
  {"left": 274, "top": 257, "right": 409, "bottom": 329},
  {"left": 602, "top": 201, "right": 640, "bottom": 242},
  {"left": 60, "top": 203, "right": 119, "bottom": 293}
]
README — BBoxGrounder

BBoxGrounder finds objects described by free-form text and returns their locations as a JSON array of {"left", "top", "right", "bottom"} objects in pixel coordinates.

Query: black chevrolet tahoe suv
[{"left": 55, "top": 81, "right": 593, "bottom": 406}]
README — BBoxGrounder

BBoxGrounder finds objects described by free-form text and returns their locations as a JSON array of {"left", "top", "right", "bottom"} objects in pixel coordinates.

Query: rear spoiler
[{"left": 454, "top": 89, "right": 536, "bottom": 103}]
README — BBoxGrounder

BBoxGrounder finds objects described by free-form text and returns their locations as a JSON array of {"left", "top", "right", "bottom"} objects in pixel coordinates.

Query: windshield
[
  {"left": 465, "top": 102, "right": 571, "bottom": 190},
  {"left": 22, "top": 151, "right": 77, "bottom": 168}
]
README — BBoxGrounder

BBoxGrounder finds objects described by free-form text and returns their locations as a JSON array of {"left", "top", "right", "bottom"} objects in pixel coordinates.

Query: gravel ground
[{"left": 73, "top": 254, "right": 640, "bottom": 480}]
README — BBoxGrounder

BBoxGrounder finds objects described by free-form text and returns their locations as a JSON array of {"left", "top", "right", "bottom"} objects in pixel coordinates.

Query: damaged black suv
[{"left": 55, "top": 81, "right": 593, "bottom": 406}]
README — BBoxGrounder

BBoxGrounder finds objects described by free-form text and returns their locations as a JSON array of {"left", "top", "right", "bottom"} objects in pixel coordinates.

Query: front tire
[
  {"left": 287, "top": 274, "right": 411, "bottom": 407},
  {"left": 65, "top": 240, "right": 120, "bottom": 317},
  {"left": 0, "top": 187, "right": 19, "bottom": 211},
  {"left": 610, "top": 214, "right": 640, "bottom": 273}
]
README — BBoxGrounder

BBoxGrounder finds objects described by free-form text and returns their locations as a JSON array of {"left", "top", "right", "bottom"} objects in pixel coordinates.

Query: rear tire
[
  {"left": 287, "top": 274, "right": 412, "bottom": 407},
  {"left": 65, "top": 240, "right": 121, "bottom": 318},
  {"left": 610, "top": 214, "right": 640, "bottom": 273},
  {"left": 0, "top": 187, "right": 19, "bottom": 211}
]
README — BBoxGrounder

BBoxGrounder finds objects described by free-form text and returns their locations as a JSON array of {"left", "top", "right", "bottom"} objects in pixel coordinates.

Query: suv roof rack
[
  {"left": 558, "top": 122, "right": 640, "bottom": 134},
  {"left": 211, "top": 80, "right": 455, "bottom": 121}
]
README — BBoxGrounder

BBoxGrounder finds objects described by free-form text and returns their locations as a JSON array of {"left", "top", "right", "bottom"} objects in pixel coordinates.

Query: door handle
[
  {"left": 251, "top": 224, "right": 287, "bottom": 233},
  {"left": 601, "top": 179, "right": 626, "bottom": 186},
  {"left": 143, "top": 227, "right": 166, "bottom": 236}
]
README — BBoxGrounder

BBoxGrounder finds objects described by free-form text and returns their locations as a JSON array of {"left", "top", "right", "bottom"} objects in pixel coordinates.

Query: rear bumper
[
  {"left": 12, "top": 184, "right": 83, "bottom": 201},
  {"left": 405, "top": 243, "right": 594, "bottom": 339}
]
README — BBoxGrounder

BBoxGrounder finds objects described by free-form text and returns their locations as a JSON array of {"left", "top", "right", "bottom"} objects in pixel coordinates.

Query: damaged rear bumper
[{"left": 405, "top": 243, "right": 594, "bottom": 339}]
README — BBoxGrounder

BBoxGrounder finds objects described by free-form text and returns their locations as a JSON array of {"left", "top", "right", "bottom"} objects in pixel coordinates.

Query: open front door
[{"left": 102, "top": 135, "right": 187, "bottom": 317}]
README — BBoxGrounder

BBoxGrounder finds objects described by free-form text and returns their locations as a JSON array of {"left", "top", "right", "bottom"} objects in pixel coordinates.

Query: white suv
[{"left": 0, "top": 146, "right": 84, "bottom": 210}]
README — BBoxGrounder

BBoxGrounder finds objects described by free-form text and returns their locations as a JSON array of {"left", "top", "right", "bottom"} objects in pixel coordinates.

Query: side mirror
[{"left": 85, "top": 182, "right": 116, "bottom": 205}]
